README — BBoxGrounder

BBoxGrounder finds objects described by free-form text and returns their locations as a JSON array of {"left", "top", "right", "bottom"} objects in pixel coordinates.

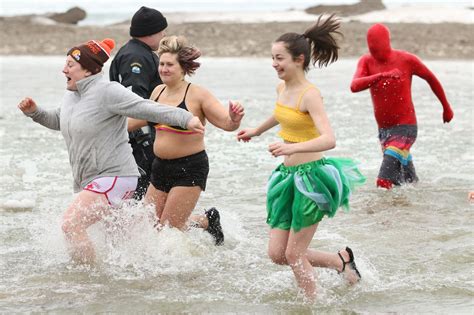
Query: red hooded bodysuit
[{"left": 350, "top": 24, "right": 453, "bottom": 188}]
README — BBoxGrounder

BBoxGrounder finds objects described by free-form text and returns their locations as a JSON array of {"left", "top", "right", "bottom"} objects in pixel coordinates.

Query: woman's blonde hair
[{"left": 158, "top": 35, "right": 201, "bottom": 75}]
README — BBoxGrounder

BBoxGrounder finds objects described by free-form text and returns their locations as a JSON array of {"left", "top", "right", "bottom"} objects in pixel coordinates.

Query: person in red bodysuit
[{"left": 350, "top": 23, "right": 454, "bottom": 189}]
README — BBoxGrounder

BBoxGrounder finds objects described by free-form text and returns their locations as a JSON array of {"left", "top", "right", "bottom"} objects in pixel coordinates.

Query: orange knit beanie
[{"left": 67, "top": 38, "right": 115, "bottom": 74}]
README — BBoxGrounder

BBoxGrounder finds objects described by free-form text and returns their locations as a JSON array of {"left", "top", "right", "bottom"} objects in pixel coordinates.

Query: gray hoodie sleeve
[
  {"left": 25, "top": 107, "right": 61, "bottom": 131},
  {"left": 103, "top": 82, "right": 193, "bottom": 129}
]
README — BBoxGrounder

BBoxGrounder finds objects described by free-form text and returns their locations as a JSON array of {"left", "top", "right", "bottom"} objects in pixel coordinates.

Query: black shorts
[{"left": 150, "top": 150, "right": 209, "bottom": 193}]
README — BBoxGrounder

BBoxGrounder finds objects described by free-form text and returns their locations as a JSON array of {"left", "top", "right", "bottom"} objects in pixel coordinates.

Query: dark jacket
[{"left": 109, "top": 38, "right": 162, "bottom": 99}]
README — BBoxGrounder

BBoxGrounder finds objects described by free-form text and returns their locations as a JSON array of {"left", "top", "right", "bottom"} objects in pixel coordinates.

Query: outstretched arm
[
  {"left": 411, "top": 55, "right": 453, "bottom": 123},
  {"left": 237, "top": 115, "right": 278, "bottom": 142},
  {"left": 200, "top": 86, "right": 245, "bottom": 131},
  {"left": 104, "top": 82, "right": 200, "bottom": 132},
  {"left": 18, "top": 97, "right": 61, "bottom": 131},
  {"left": 350, "top": 57, "right": 401, "bottom": 92}
]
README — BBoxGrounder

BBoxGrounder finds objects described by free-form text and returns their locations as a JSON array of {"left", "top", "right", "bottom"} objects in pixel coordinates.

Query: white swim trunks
[{"left": 84, "top": 176, "right": 138, "bottom": 208}]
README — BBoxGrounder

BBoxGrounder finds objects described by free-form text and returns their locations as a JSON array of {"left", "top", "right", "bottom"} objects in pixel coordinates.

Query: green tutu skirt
[{"left": 266, "top": 157, "right": 366, "bottom": 231}]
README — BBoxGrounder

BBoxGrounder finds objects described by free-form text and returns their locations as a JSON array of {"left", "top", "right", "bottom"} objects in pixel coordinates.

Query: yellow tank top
[{"left": 274, "top": 85, "right": 320, "bottom": 142}]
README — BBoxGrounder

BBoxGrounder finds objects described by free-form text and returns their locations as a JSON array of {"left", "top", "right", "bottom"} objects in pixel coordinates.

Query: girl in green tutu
[{"left": 237, "top": 14, "right": 365, "bottom": 301}]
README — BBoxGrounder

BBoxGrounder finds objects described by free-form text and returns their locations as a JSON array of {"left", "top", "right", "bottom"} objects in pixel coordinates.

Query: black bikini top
[{"left": 151, "top": 83, "right": 192, "bottom": 131}]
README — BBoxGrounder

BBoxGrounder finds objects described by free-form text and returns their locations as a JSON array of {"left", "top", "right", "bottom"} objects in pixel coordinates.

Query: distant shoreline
[{"left": 1, "top": 16, "right": 473, "bottom": 59}]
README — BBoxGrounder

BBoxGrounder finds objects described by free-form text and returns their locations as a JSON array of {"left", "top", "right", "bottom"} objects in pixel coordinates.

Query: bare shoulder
[
  {"left": 188, "top": 83, "right": 218, "bottom": 106},
  {"left": 301, "top": 86, "right": 323, "bottom": 111},
  {"left": 188, "top": 82, "right": 205, "bottom": 93},
  {"left": 150, "top": 84, "right": 165, "bottom": 100},
  {"left": 188, "top": 83, "right": 211, "bottom": 98},
  {"left": 305, "top": 86, "right": 322, "bottom": 101}
]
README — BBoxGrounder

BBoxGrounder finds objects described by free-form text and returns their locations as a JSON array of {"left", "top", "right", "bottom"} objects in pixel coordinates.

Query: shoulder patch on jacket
[{"left": 130, "top": 62, "right": 142, "bottom": 74}]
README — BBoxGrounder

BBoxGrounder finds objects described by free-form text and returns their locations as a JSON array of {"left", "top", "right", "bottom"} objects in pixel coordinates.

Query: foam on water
[{"left": 0, "top": 198, "right": 36, "bottom": 211}]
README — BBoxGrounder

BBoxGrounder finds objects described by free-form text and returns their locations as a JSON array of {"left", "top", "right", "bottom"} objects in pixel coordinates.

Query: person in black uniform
[{"left": 110, "top": 6, "right": 168, "bottom": 199}]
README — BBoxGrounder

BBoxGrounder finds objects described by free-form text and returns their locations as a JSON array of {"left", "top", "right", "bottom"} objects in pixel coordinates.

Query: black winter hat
[{"left": 130, "top": 6, "right": 168, "bottom": 37}]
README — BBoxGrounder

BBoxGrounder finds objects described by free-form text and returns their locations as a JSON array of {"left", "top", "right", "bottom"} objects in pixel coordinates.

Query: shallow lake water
[{"left": 0, "top": 56, "right": 472, "bottom": 313}]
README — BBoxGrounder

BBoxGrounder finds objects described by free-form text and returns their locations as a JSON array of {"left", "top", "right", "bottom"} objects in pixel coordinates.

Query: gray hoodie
[{"left": 26, "top": 73, "right": 193, "bottom": 192}]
